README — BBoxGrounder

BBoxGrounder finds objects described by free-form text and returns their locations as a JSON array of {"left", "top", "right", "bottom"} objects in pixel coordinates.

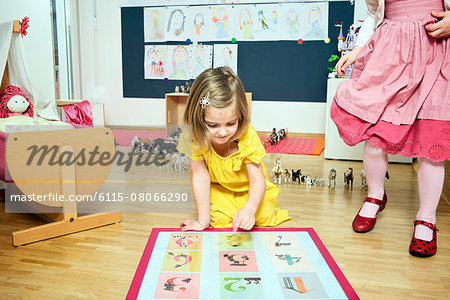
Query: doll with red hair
[{"left": 0, "top": 85, "right": 34, "bottom": 118}]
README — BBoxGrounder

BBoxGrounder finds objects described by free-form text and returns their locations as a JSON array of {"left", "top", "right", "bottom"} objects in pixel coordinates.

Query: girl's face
[
  {"left": 215, "top": 7, "right": 225, "bottom": 19},
  {"left": 241, "top": 10, "right": 250, "bottom": 22},
  {"left": 172, "top": 11, "right": 184, "bottom": 27},
  {"left": 174, "top": 47, "right": 187, "bottom": 62},
  {"left": 310, "top": 7, "right": 320, "bottom": 21},
  {"left": 204, "top": 104, "right": 239, "bottom": 147}
]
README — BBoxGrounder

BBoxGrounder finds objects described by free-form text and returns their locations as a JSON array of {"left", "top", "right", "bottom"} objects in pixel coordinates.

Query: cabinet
[
  {"left": 165, "top": 92, "right": 252, "bottom": 137},
  {"left": 324, "top": 78, "right": 411, "bottom": 163}
]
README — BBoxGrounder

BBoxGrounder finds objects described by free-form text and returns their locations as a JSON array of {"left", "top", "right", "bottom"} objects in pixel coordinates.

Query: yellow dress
[{"left": 178, "top": 124, "right": 291, "bottom": 228}]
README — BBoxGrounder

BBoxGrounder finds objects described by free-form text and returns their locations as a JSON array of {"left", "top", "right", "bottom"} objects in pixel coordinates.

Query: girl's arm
[
  {"left": 180, "top": 159, "right": 211, "bottom": 231},
  {"left": 232, "top": 162, "right": 266, "bottom": 232}
]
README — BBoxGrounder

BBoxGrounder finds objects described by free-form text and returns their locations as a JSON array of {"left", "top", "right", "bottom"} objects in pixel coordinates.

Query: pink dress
[{"left": 331, "top": 0, "right": 449, "bottom": 161}]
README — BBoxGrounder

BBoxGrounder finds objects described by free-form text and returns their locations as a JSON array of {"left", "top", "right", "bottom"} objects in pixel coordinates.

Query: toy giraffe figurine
[{"left": 271, "top": 155, "right": 283, "bottom": 184}]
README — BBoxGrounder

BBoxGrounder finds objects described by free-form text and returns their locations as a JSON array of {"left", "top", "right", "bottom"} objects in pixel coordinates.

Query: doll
[{"left": 0, "top": 85, "right": 34, "bottom": 118}]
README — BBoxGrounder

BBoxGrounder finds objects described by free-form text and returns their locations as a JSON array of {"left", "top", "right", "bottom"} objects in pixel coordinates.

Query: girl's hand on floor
[
  {"left": 180, "top": 219, "right": 207, "bottom": 231},
  {"left": 232, "top": 206, "right": 256, "bottom": 232},
  {"left": 425, "top": 11, "right": 450, "bottom": 38},
  {"left": 335, "top": 46, "right": 362, "bottom": 77}
]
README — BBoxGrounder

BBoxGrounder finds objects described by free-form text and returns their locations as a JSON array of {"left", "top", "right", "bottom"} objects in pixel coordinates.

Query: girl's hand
[
  {"left": 425, "top": 11, "right": 450, "bottom": 38},
  {"left": 335, "top": 46, "right": 362, "bottom": 77},
  {"left": 180, "top": 219, "right": 208, "bottom": 231},
  {"left": 232, "top": 206, "right": 256, "bottom": 232}
]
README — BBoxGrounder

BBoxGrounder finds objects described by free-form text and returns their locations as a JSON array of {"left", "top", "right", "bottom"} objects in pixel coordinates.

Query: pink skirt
[{"left": 332, "top": 0, "right": 450, "bottom": 162}]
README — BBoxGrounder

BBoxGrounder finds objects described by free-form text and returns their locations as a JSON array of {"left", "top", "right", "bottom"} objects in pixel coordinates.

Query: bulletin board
[{"left": 121, "top": 1, "right": 354, "bottom": 102}]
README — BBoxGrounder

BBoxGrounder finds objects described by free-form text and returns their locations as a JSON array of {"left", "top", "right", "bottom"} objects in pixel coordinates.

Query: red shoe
[
  {"left": 352, "top": 193, "right": 387, "bottom": 233},
  {"left": 409, "top": 220, "right": 438, "bottom": 257}
]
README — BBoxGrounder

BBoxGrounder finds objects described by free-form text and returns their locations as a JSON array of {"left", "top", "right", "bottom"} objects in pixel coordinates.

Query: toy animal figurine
[
  {"left": 271, "top": 155, "right": 283, "bottom": 184},
  {"left": 171, "top": 152, "right": 190, "bottom": 172},
  {"left": 175, "top": 86, "right": 180, "bottom": 93},
  {"left": 131, "top": 136, "right": 153, "bottom": 155},
  {"left": 313, "top": 177, "right": 319, "bottom": 186},
  {"left": 270, "top": 128, "right": 278, "bottom": 146},
  {"left": 318, "top": 178, "right": 325, "bottom": 186},
  {"left": 153, "top": 138, "right": 178, "bottom": 155},
  {"left": 305, "top": 175, "right": 312, "bottom": 185},
  {"left": 185, "top": 81, "right": 193, "bottom": 93},
  {"left": 180, "top": 85, "right": 186, "bottom": 93},
  {"left": 361, "top": 169, "right": 368, "bottom": 189},
  {"left": 300, "top": 175, "right": 306, "bottom": 184},
  {"left": 278, "top": 129, "right": 286, "bottom": 141},
  {"left": 344, "top": 167, "right": 354, "bottom": 189},
  {"left": 283, "top": 169, "right": 291, "bottom": 184},
  {"left": 167, "top": 127, "right": 183, "bottom": 143},
  {"left": 328, "top": 168, "right": 337, "bottom": 188},
  {"left": 291, "top": 169, "right": 301, "bottom": 184}
]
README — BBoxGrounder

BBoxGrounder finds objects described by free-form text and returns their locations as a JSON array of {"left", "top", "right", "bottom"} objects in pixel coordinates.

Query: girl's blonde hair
[{"left": 183, "top": 66, "right": 250, "bottom": 152}]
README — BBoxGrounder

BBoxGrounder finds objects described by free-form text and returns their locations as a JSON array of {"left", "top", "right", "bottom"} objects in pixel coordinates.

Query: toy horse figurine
[
  {"left": 291, "top": 169, "right": 302, "bottom": 184},
  {"left": 270, "top": 128, "right": 279, "bottom": 145},
  {"left": 361, "top": 169, "right": 368, "bottom": 189},
  {"left": 328, "top": 168, "right": 337, "bottom": 188},
  {"left": 283, "top": 169, "right": 291, "bottom": 184},
  {"left": 271, "top": 155, "right": 283, "bottom": 184},
  {"left": 344, "top": 167, "right": 354, "bottom": 189}
]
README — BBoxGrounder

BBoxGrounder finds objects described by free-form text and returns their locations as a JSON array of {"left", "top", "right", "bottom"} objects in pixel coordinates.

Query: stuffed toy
[{"left": 0, "top": 85, "right": 34, "bottom": 118}]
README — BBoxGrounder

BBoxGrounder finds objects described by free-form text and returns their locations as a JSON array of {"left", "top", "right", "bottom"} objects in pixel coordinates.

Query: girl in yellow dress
[{"left": 178, "top": 67, "right": 291, "bottom": 231}]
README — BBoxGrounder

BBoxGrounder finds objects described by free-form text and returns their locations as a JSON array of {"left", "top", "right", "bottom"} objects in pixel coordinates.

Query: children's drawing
[
  {"left": 167, "top": 45, "right": 189, "bottom": 80},
  {"left": 166, "top": 7, "right": 189, "bottom": 41},
  {"left": 213, "top": 44, "right": 238, "bottom": 75},
  {"left": 258, "top": 10, "right": 269, "bottom": 31},
  {"left": 144, "top": 45, "right": 166, "bottom": 79},
  {"left": 253, "top": 5, "right": 280, "bottom": 41},
  {"left": 144, "top": 8, "right": 165, "bottom": 42},
  {"left": 189, "top": 44, "right": 212, "bottom": 79},
  {"left": 303, "top": 3, "right": 328, "bottom": 40},
  {"left": 280, "top": 4, "right": 303, "bottom": 40},
  {"left": 186, "top": 6, "right": 212, "bottom": 41},
  {"left": 211, "top": 5, "right": 233, "bottom": 40},
  {"left": 239, "top": 7, "right": 254, "bottom": 40}
]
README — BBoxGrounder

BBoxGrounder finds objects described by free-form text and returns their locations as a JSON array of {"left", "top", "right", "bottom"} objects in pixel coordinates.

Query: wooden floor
[{"left": 0, "top": 149, "right": 449, "bottom": 300}]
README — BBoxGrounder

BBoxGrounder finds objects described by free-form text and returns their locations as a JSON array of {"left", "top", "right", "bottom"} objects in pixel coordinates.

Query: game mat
[{"left": 127, "top": 228, "right": 359, "bottom": 300}]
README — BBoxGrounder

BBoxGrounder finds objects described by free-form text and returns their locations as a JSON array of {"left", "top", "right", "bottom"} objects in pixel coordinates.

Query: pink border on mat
[{"left": 126, "top": 228, "right": 359, "bottom": 300}]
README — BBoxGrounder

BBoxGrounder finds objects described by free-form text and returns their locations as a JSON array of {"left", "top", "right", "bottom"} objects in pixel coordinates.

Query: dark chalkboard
[{"left": 121, "top": 2, "right": 354, "bottom": 102}]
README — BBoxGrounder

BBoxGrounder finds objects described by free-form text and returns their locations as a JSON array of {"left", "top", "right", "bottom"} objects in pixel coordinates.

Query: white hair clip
[{"left": 200, "top": 93, "right": 210, "bottom": 108}]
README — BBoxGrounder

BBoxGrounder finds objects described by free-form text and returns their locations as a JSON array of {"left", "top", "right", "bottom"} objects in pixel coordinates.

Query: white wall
[
  {"left": 0, "top": 0, "right": 57, "bottom": 119},
  {"left": 76, "top": 0, "right": 366, "bottom": 133}
]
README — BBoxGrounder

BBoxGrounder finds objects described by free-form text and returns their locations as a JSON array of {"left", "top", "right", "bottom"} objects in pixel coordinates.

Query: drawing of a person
[
  {"left": 167, "top": 9, "right": 185, "bottom": 38},
  {"left": 191, "top": 45, "right": 206, "bottom": 78},
  {"left": 150, "top": 10, "right": 163, "bottom": 40},
  {"left": 286, "top": 9, "right": 299, "bottom": 37},
  {"left": 212, "top": 6, "right": 229, "bottom": 39},
  {"left": 222, "top": 46, "right": 232, "bottom": 68},
  {"left": 258, "top": 10, "right": 269, "bottom": 30},
  {"left": 147, "top": 47, "right": 158, "bottom": 76},
  {"left": 194, "top": 13, "right": 204, "bottom": 36},
  {"left": 171, "top": 46, "right": 188, "bottom": 79},
  {"left": 272, "top": 10, "right": 278, "bottom": 27},
  {"left": 156, "top": 48, "right": 165, "bottom": 77},
  {"left": 239, "top": 9, "right": 253, "bottom": 39},
  {"left": 304, "top": 6, "right": 326, "bottom": 39}
]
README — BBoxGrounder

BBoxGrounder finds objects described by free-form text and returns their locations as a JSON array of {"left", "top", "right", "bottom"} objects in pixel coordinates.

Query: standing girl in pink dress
[{"left": 332, "top": 0, "right": 450, "bottom": 257}]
